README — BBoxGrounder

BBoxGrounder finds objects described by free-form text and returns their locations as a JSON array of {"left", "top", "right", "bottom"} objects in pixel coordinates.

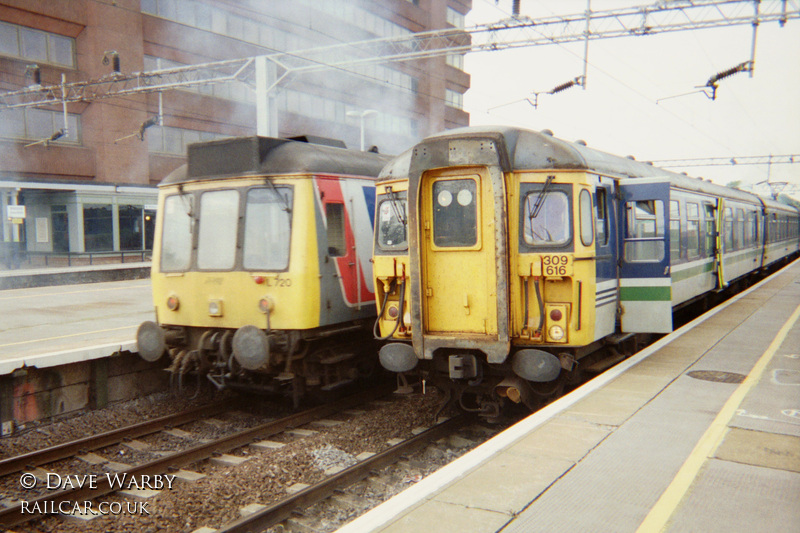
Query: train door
[
  {"left": 714, "top": 198, "right": 728, "bottom": 288},
  {"left": 593, "top": 178, "right": 617, "bottom": 340},
  {"left": 618, "top": 178, "right": 672, "bottom": 333},
  {"left": 417, "top": 168, "right": 509, "bottom": 359},
  {"left": 315, "top": 177, "right": 375, "bottom": 323}
]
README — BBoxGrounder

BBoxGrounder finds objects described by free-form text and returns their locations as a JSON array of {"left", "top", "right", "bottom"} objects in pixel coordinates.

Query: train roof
[
  {"left": 161, "top": 135, "right": 392, "bottom": 186},
  {"left": 380, "top": 126, "right": 795, "bottom": 211}
]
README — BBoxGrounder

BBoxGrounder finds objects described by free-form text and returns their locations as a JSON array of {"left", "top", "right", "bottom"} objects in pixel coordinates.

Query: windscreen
[{"left": 243, "top": 187, "right": 292, "bottom": 270}]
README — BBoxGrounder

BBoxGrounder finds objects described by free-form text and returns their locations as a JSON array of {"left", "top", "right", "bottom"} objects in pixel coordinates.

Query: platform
[
  {"left": 0, "top": 278, "right": 152, "bottom": 375},
  {"left": 0, "top": 261, "right": 151, "bottom": 290},
  {"left": 338, "top": 258, "right": 800, "bottom": 533}
]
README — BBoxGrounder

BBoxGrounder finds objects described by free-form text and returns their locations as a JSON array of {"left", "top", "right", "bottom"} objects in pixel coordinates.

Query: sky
[{"left": 463, "top": 0, "right": 800, "bottom": 199}]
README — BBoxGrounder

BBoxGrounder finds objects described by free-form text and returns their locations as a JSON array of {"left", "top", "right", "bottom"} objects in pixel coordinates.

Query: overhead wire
[{"left": 468, "top": 0, "right": 787, "bottom": 160}]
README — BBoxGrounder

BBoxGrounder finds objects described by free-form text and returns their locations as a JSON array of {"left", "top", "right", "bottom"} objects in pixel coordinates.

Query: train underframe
[
  {"left": 406, "top": 334, "right": 655, "bottom": 421},
  {"left": 158, "top": 321, "right": 379, "bottom": 406}
]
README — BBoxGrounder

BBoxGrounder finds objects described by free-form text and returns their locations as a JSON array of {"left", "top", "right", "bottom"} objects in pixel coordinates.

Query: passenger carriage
[{"left": 372, "top": 126, "right": 799, "bottom": 416}]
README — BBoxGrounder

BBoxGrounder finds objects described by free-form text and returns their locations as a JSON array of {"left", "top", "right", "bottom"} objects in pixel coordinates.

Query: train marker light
[
  {"left": 387, "top": 304, "right": 399, "bottom": 318},
  {"left": 548, "top": 325, "right": 565, "bottom": 341},
  {"left": 258, "top": 297, "right": 274, "bottom": 314},
  {"left": 549, "top": 308, "right": 563, "bottom": 321},
  {"left": 208, "top": 299, "right": 223, "bottom": 316},
  {"left": 253, "top": 276, "right": 266, "bottom": 284},
  {"left": 166, "top": 295, "right": 180, "bottom": 311}
]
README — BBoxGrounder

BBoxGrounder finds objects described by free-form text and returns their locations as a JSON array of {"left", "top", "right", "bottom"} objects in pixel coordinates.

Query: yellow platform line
[{"left": 637, "top": 300, "right": 800, "bottom": 533}]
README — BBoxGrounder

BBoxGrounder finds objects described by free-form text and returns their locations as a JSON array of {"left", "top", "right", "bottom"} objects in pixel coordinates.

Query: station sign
[{"left": 6, "top": 205, "right": 26, "bottom": 223}]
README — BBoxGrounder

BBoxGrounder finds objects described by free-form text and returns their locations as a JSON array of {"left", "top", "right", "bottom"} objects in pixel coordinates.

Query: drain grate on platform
[{"left": 686, "top": 370, "right": 746, "bottom": 384}]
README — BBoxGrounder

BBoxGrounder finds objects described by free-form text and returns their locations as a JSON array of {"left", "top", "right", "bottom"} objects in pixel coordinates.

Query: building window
[
  {"left": 83, "top": 205, "right": 113, "bottom": 252},
  {"left": 445, "top": 89, "right": 464, "bottom": 109},
  {"left": 119, "top": 205, "right": 144, "bottom": 251},
  {"left": 143, "top": 0, "right": 410, "bottom": 44},
  {"left": 147, "top": 126, "right": 225, "bottom": 155},
  {"left": 446, "top": 7, "right": 466, "bottom": 28},
  {"left": 0, "top": 108, "right": 81, "bottom": 143},
  {"left": 51, "top": 205, "right": 69, "bottom": 253},
  {"left": 446, "top": 53, "right": 465, "bottom": 70},
  {"left": 0, "top": 21, "right": 75, "bottom": 67}
]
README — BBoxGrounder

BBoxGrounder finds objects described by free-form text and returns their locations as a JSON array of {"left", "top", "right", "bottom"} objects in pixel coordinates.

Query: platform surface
[
  {"left": 0, "top": 279, "right": 152, "bottom": 374},
  {"left": 338, "top": 258, "right": 800, "bottom": 533}
]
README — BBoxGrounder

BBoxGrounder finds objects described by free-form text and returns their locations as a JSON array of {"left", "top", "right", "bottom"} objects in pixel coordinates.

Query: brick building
[{"left": 0, "top": 0, "right": 471, "bottom": 261}]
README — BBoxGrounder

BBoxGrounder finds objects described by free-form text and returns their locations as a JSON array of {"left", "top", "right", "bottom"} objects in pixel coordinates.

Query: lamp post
[{"left": 346, "top": 109, "right": 377, "bottom": 151}]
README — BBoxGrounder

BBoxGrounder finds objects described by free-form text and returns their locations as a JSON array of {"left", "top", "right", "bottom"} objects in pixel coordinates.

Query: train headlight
[
  {"left": 208, "top": 299, "right": 223, "bottom": 316},
  {"left": 166, "top": 295, "right": 180, "bottom": 311},
  {"left": 548, "top": 325, "right": 565, "bottom": 341}
]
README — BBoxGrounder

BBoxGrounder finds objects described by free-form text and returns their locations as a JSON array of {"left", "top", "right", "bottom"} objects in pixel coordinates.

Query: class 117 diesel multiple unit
[
  {"left": 372, "top": 126, "right": 800, "bottom": 418},
  {"left": 136, "top": 135, "right": 390, "bottom": 403}
]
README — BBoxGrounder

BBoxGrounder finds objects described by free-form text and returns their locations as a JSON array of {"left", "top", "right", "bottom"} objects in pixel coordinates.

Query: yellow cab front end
[
  {"left": 137, "top": 174, "right": 321, "bottom": 373},
  {"left": 373, "top": 178, "right": 414, "bottom": 371},
  {"left": 508, "top": 171, "right": 597, "bottom": 371}
]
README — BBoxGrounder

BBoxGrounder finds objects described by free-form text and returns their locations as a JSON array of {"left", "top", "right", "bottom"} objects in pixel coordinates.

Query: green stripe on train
[
  {"left": 619, "top": 285, "right": 672, "bottom": 301},
  {"left": 671, "top": 261, "right": 713, "bottom": 282}
]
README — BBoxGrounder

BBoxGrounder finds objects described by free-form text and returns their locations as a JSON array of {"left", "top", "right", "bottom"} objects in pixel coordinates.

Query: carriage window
[
  {"left": 197, "top": 190, "right": 239, "bottom": 270},
  {"left": 579, "top": 189, "right": 594, "bottom": 246},
  {"left": 687, "top": 202, "right": 700, "bottom": 258},
  {"left": 623, "top": 200, "right": 665, "bottom": 262},
  {"left": 595, "top": 187, "right": 608, "bottom": 246},
  {"left": 326, "top": 203, "right": 346, "bottom": 257},
  {"left": 433, "top": 179, "right": 478, "bottom": 247},
  {"left": 376, "top": 192, "right": 408, "bottom": 252},
  {"left": 670, "top": 200, "right": 681, "bottom": 261},
  {"left": 243, "top": 187, "right": 292, "bottom": 271},
  {"left": 704, "top": 204, "right": 716, "bottom": 255},
  {"left": 522, "top": 190, "right": 569, "bottom": 246},
  {"left": 723, "top": 208, "right": 734, "bottom": 251},
  {"left": 735, "top": 209, "right": 745, "bottom": 250},
  {"left": 161, "top": 194, "right": 193, "bottom": 272},
  {"left": 745, "top": 211, "right": 756, "bottom": 247}
]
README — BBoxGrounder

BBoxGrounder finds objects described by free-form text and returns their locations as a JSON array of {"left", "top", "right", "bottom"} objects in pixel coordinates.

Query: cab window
[
  {"left": 432, "top": 179, "right": 477, "bottom": 247},
  {"left": 376, "top": 191, "right": 407, "bottom": 252},
  {"left": 243, "top": 187, "right": 292, "bottom": 271},
  {"left": 197, "top": 189, "right": 239, "bottom": 270},
  {"left": 160, "top": 194, "right": 193, "bottom": 272},
  {"left": 579, "top": 189, "right": 594, "bottom": 246},
  {"left": 522, "top": 191, "right": 570, "bottom": 246}
]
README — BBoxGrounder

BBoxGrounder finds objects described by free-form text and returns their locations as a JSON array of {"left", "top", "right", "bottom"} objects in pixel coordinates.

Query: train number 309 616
[{"left": 542, "top": 255, "right": 570, "bottom": 276}]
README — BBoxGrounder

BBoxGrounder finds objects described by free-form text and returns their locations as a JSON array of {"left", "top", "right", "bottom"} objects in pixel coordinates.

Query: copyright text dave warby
[{"left": 19, "top": 472, "right": 176, "bottom": 491}]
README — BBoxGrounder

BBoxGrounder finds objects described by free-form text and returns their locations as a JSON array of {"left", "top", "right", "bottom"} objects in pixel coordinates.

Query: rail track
[
  {"left": 0, "top": 384, "right": 397, "bottom": 530},
  {"left": 217, "top": 412, "right": 472, "bottom": 533}
]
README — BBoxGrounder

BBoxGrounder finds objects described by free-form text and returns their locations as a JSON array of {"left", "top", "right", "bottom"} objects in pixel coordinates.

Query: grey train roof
[
  {"left": 161, "top": 136, "right": 392, "bottom": 186},
  {"left": 380, "top": 126, "right": 794, "bottom": 211}
]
